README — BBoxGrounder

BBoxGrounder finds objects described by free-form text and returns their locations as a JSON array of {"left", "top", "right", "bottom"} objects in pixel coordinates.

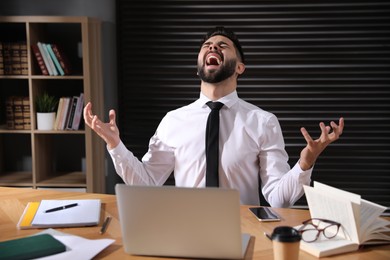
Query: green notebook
[{"left": 0, "top": 234, "right": 66, "bottom": 260}]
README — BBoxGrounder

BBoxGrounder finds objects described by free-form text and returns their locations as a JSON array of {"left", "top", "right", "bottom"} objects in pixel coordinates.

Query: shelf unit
[{"left": 0, "top": 16, "right": 105, "bottom": 193}]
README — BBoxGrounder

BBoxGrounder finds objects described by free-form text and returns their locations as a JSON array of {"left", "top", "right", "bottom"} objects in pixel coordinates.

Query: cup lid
[{"left": 271, "top": 226, "right": 301, "bottom": 242}]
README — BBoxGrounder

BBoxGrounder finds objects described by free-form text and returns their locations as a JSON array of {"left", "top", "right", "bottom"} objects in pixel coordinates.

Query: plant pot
[{"left": 37, "top": 112, "right": 56, "bottom": 130}]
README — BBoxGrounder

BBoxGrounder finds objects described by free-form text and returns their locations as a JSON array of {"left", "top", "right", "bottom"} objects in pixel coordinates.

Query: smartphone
[{"left": 249, "top": 207, "right": 281, "bottom": 222}]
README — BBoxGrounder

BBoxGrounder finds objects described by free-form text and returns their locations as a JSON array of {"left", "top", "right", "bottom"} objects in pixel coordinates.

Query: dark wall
[{"left": 116, "top": 0, "right": 390, "bottom": 211}]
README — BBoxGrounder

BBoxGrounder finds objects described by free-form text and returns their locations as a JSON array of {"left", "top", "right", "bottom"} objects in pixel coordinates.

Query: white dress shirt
[{"left": 108, "top": 91, "right": 312, "bottom": 207}]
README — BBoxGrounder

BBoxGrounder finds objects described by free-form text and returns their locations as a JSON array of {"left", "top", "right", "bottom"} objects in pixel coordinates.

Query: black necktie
[{"left": 205, "top": 101, "right": 224, "bottom": 187}]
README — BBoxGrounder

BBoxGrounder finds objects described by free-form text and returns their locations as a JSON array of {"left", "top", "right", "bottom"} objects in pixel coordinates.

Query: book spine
[
  {"left": 54, "top": 97, "right": 64, "bottom": 130},
  {"left": 13, "top": 97, "right": 24, "bottom": 130},
  {"left": 42, "top": 43, "right": 58, "bottom": 76},
  {"left": 6, "top": 96, "right": 15, "bottom": 129},
  {"left": 51, "top": 44, "right": 71, "bottom": 75},
  {"left": 22, "top": 97, "right": 31, "bottom": 130},
  {"left": 66, "top": 96, "right": 78, "bottom": 130},
  {"left": 0, "top": 42, "right": 4, "bottom": 75},
  {"left": 37, "top": 42, "right": 53, "bottom": 75},
  {"left": 11, "top": 42, "right": 21, "bottom": 75},
  {"left": 20, "top": 42, "right": 28, "bottom": 75},
  {"left": 71, "top": 93, "right": 84, "bottom": 130},
  {"left": 31, "top": 44, "right": 49, "bottom": 75},
  {"left": 3, "top": 42, "right": 12, "bottom": 75},
  {"left": 46, "top": 44, "right": 65, "bottom": 76},
  {"left": 59, "top": 97, "right": 71, "bottom": 130}
]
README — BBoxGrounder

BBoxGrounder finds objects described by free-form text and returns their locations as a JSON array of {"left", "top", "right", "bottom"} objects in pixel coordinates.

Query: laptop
[{"left": 115, "top": 184, "right": 250, "bottom": 259}]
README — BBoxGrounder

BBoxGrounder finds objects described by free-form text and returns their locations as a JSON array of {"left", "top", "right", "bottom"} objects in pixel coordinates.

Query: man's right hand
[{"left": 83, "top": 102, "right": 120, "bottom": 150}]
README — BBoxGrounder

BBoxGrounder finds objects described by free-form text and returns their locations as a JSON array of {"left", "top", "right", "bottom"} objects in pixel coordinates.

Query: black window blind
[{"left": 116, "top": 0, "right": 390, "bottom": 213}]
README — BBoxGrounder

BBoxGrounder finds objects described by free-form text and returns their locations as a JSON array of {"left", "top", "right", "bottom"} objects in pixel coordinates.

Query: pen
[
  {"left": 45, "top": 203, "right": 78, "bottom": 213},
  {"left": 264, "top": 232, "right": 272, "bottom": 240},
  {"left": 100, "top": 216, "right": 111, "bottom": 234}
]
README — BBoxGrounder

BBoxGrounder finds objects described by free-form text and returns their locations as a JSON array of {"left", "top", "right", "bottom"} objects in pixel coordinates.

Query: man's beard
[{"left": 197, "top": 59, "right": 237, "bottom": 83}]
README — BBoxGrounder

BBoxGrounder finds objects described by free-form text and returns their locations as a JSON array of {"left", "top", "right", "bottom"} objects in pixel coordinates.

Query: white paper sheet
[
  {"left": 32, "top": 200, "right": 101, "bottom": 227},
  {"left": 33, "top": 229, "right": 115, "bottom": 260}
]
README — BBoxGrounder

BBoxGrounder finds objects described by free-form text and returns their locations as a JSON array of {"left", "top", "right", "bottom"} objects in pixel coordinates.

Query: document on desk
[
  {"left": 34, "top": 229, "right": 115, "bottom": 260},
  {"left": 17, "top": 199, "right": 101, "bottom": 229}
]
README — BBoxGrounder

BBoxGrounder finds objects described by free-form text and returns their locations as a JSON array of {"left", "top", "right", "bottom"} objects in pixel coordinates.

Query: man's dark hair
[{"left": 201, "top": 26, "right": 245, "bottom": 63}]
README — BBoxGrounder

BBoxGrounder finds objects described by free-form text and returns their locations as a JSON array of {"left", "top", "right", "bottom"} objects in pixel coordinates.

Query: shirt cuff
[
  {"left": 292, "top": 161, "right": 313, "bottom": 182},
  {"left": 107, "top": 141, "right": 127, "bottom": 156}
]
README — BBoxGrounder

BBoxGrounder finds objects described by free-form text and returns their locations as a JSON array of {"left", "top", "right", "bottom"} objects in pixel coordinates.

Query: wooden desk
[{"left": 0, "top": 187, "right": 389, "bottom": 259}]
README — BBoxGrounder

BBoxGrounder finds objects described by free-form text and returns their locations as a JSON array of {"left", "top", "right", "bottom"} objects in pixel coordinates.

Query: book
[
  {"left": 37, "top": 42, "right": 53, "bottom": 75},
  {"left": 6, "top": 96, "right": 15, "bottom": 129},
  {"left": 22, "top": 97, "right": 31, "bottom": 130},
  {"left": 51, "top": 43, "right": 72, "bottom": 75},
  {"left": 12, "top": 96, "right": 24, "bottom": 130},
  {"left": 20, "top": 42, "right": 28, "bottom": 75},
  {"left": 17, "top": 199, "right": 101, "bottom": 229},
  {"left": 298, "top": 182, "right": 390, "bottom": 257},
  {"left": 2, "top": 42, "right": 12, "bottom": 75},
  {"left": 31, "top": 44, "right": 49, "bottom": 75},
  {"left": 65, "top": 96, "right": 79, "bottom": 130},
  {"left": 6, "top": 96, "right": 30, "bottom": 130},
  {"left": 42, "top": 43, "right": 58, "bottom": 76},
  {"left": 54, "top": 96, "right": 64, "bottom": 130},
  {"left": 46, "top": 43, "right": 65, "bottom": 76},
  {"left": 10, "top": 42, "right": 21, "bottom": 75},
  {"left": 56, "top": 97, "right": 71, "bottom": 130},
  {"left": 0, "top": 234, "right": 66, "bottom": 260},
  {"left": 71, "top": 93, "right": 84, "bottom": 130},
  {"left": 0, "top": 42, "right": 4, "bottom": 75}
]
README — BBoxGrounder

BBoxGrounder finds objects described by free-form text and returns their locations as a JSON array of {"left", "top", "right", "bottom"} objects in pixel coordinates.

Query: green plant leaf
[{"left": 36, "top": 92, "right": 58, "bottom": 113}]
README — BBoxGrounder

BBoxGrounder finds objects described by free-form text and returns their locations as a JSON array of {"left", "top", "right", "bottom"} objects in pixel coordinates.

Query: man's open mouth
[{"left": 206, "top": 53, "right": 223, "bottom": 66}]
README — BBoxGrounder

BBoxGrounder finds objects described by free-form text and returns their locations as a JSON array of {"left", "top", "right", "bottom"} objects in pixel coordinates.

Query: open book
[
  {"left": 298, "top": 182, "right": 390, "bottom": 257},
  {"left": 17, "top": 199, "right": 101, "bottom": 229}
]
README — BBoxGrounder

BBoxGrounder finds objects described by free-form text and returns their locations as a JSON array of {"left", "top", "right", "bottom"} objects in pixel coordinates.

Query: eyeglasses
[{"left": 298, "top": 218, "right": 341, "bottom": 243}]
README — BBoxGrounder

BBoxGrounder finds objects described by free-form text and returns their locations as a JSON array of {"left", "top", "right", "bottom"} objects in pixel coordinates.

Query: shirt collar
[{"left": 197, "top": 91, "right": 239, "bottom": 109}]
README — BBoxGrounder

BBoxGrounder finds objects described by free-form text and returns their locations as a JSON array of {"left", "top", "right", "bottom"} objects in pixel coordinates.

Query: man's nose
[{"left": 208, "top": 44, "right": 218, "bottom": 51}]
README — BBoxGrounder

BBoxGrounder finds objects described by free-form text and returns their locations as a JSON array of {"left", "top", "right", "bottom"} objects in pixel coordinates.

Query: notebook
[
  {"left": 17, "top": 199, "right": 101, "bottom": 229},
  {"left": 115, "top": 184, "right": 250, "bottom": 259}
]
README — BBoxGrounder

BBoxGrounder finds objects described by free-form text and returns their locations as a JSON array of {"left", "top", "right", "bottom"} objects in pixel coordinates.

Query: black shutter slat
[{"left": 117, "top": 0, "right": 390, "bottom": 213}]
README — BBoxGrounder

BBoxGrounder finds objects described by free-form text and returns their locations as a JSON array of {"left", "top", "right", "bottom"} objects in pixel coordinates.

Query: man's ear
[{"left": 236, "top": 62, "right": 245, "bottom": 76}]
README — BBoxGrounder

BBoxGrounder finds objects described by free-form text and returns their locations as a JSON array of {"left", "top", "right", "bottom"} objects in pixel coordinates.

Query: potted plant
[{"left": 36, "top": 92, "right": 58, "bottom": 130}]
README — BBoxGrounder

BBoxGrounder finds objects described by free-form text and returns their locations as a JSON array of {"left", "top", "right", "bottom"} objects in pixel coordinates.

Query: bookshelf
[{"left": 0, "top": 16, "right": 105, "bottom": 193}]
